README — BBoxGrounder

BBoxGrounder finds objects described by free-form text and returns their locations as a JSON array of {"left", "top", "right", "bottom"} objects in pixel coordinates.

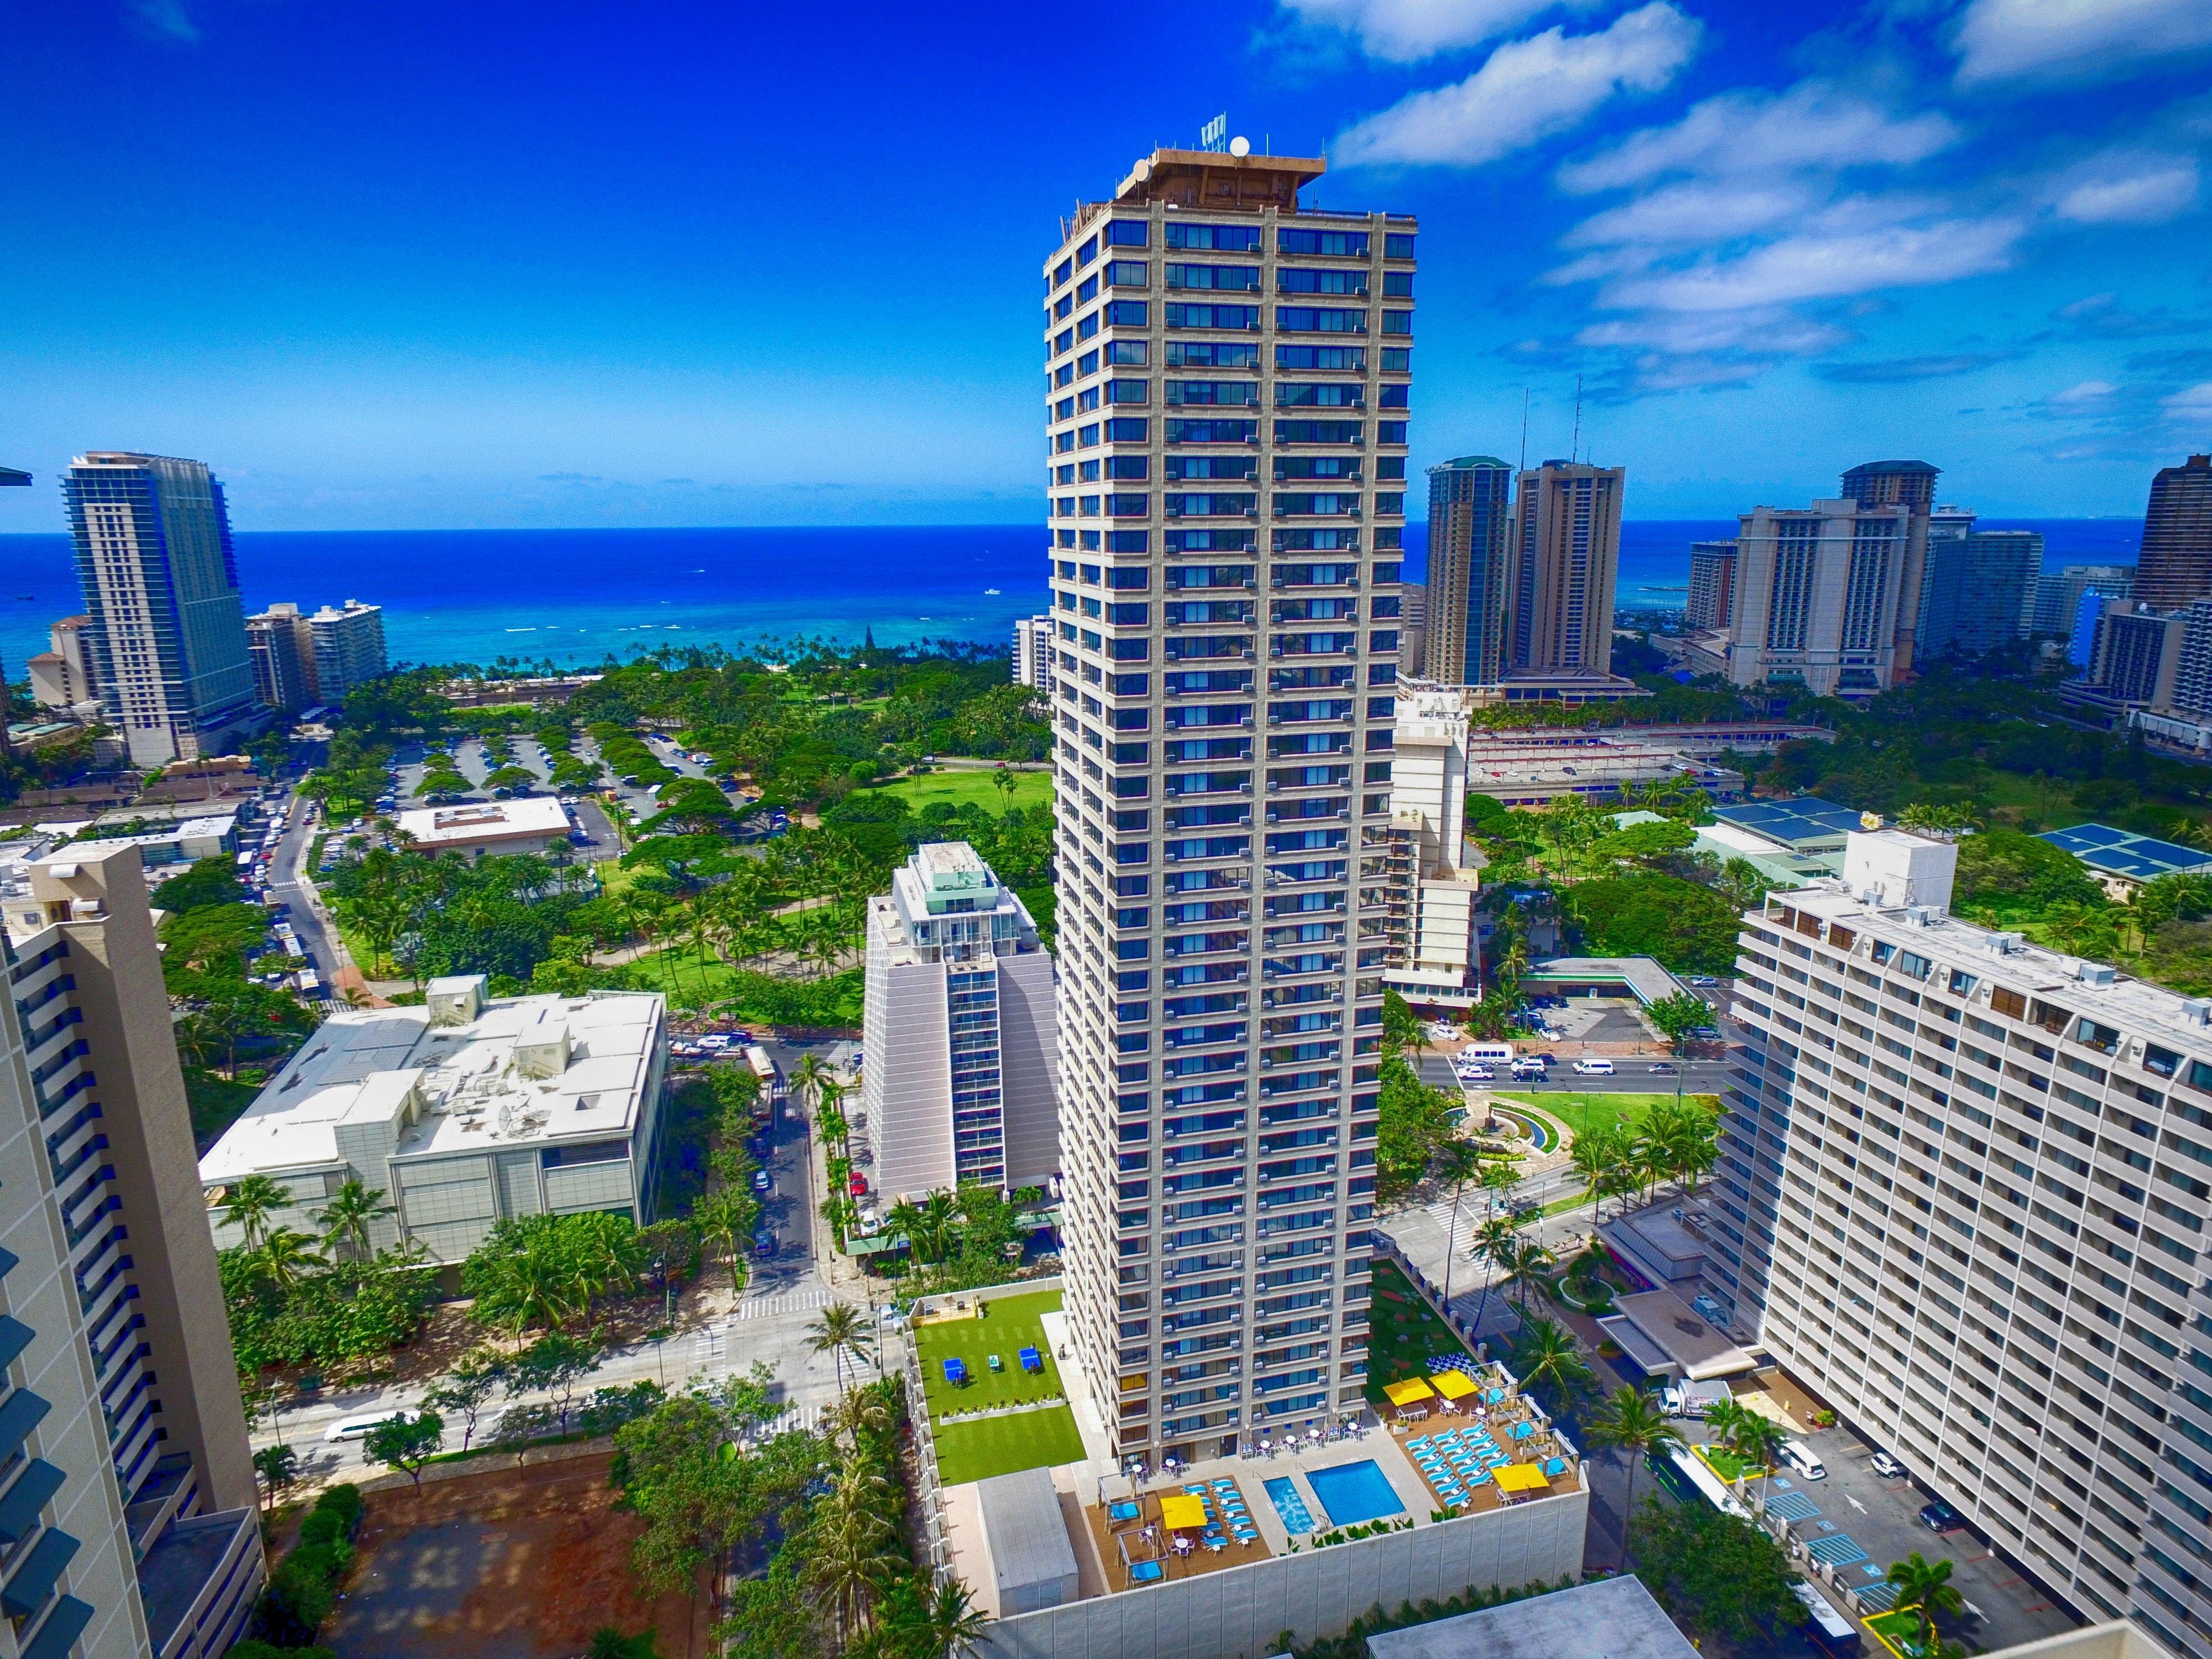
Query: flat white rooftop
[
  {"left": 395, "top": 795, "right": 567, "bottom": 847},
  {"left": 199, "top": 989, "right": 662, "bottom": 1182}
]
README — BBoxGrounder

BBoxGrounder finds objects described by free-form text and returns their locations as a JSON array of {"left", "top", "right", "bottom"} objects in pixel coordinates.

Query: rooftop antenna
[
  {"left": 1571, "top": 374, "right": 1584, "bottom": 464},
  {"left": 1519, "top": 388, "right": 1530, "bottom": 474}
]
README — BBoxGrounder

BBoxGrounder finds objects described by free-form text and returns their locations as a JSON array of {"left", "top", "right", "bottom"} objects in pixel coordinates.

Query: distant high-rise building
[
  {"left": 1686, "top": 541, "right": 1737, "bottom": 632},
  {"left": 61, "top": 452, "right": 261, "bottom": 768},
  {"left": 1046, "top": 143, "right": 1408, "bottom": 1465},
  {"left": 1919, "top": 529, "right": 2043, "bottom": 659},
  {"left": 27, "top": 615, "right": 97, "bottom": 711},
  {"left": 246, "top": 602, "right": 317, "bottom": 713},
  {"left": 2084, "top": 601, "right": 2185, "bottom": 708},
  {"left": 1422, "top": 455, "right": 1512, "bottom": 685},
  {"left": 1506, "top": 461, "right": 1623, "bottom": 677},
  {"left": 2036, "top": 565, "right": 2134, "bottom": 637},
  {"left": 1838, "top": 459, "right": 1938, "bottom": 678},
  {"left": 860, "top": 841, "right": 1059, "bottom": 1202},
  {"left": 1011, "top": 613, "right": 1055, "bottom": 701},
  {"left": 2166, "top": 599, "right": 2212, "bottom": 717},
  {"left": 2134, "top": 454, "right": 2212, "bottom": 612},
  {"left": 1, "top": 845, "right": 265, "bottom": 1658},
  {"left": 1397, "top": 587, "right": 1428, "bottom": 680},
  {"left": 308, "top": 599, "right": 387, "bottom": 703},
  {"left": 1926, "top": 503, "right": 1976, "bottom": 542},
  {"left": 1720, "top": 495, "right": 1920, "bottom": 697}
]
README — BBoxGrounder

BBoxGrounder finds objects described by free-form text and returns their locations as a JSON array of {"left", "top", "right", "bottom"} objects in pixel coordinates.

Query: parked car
[
  {"left": 751, "top": 1168, "right": 771, "bottom": 1193},
  {"left": 848, "top": 1172, "right": 869, "bottom": 1197},
  {"left": 753, "top": 1229, "right": 777, "bottom": 1258},
  {"left": 1869, "top": 1451, "right": 1907, "bottom": 1480},
  {"left": 1921, "top": 1498, "right": 1964, "bottom": 1531},
  {"left": 1781, "top": 1439, "right": 1828, "bottom": 1481}
]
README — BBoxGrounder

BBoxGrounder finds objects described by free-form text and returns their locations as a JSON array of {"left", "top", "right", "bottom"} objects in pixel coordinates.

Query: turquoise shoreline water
[{"left": 0, "top": 518, "right": 2142, "bottom": 675}]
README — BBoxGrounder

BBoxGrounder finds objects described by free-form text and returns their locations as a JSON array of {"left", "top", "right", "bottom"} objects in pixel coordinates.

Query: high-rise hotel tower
[{"left": 1044, "top": 146, "right": 1411, "bottom": 1463}]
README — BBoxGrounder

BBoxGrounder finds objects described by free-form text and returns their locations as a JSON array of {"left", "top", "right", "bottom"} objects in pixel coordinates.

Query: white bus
[
  {"left": 1657, "top": 1442, "right": 1752, "bottom": 1520},
  {"left": 745, "top": 1045, "right": 787, "bottom": 1107},
  {"left": 1793, "top": 1583, "right": 1861, "bottom": 1657},
  {"left": 1461, "top": 1042, "right": 1515, "bottom": 1064}
]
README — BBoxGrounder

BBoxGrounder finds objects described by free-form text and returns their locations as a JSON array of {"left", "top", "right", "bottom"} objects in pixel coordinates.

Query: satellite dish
[
  {"left": 1229, "top": 135, "right": 1251, "bottom": 157},
  {"left": 1133, "top": 159, "right": 1152, "bottom": 181}
]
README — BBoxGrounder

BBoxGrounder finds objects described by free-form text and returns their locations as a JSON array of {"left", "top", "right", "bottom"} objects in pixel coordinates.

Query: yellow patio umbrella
[
  {"left": 1494, "top": 1463, "right": 1550, "bottom": 1494},
  {"left": 1384, "top": 1378, "right": 1437, "bottom": 1407},
  {"left": 1429, "top": 1370, "right": 1479, "bottom": 1401},
  {"left": 1159, "top": 1493, "right": 1209, "bottom": 1531}
]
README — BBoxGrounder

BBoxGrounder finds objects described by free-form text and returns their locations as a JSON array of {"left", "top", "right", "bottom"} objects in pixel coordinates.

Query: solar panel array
[
  {"left": 1710, "top": 797, "right": 1869, "bottom": 850},
  {"left": 2037, "top": 824, "right": 2212, "bottom": 881}
]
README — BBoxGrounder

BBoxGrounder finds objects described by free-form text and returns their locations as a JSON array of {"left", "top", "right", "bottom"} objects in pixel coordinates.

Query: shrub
[{"left": 251, "top": 1484, "right": 363, "bottom": 1647}]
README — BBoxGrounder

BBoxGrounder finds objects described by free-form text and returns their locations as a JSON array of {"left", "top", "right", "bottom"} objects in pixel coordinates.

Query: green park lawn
[
  {"left": 874, "top": 768, "right": 1053, "bottom": 815},
  {"left": 913, "top": 1288, "right": 1068, "bottom": 1419},
  {"left": 1364, "top": 1259, "right": 1478, "bottom": 1404},
  {"left": 931, "top": 1406, "right": 1088, "bottom": 1485},
  {"left": 1493, "top": 1092, "right": 1721, "bottom": 1142}
]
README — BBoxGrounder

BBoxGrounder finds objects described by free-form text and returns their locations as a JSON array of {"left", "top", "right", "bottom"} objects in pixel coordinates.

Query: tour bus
[
  {"left": 1793, "top": 1583, "right": 1862, "bottom": 1657},
  {"left": 745, "top": 1045, "right": 787, "bottom": 1113},
  {"left": 1652, "top": 1442, "right": 1752, "bottom": 1520},
  {"left": 1460, "top": 1042, "right": 1514, "bottom": 1065}
]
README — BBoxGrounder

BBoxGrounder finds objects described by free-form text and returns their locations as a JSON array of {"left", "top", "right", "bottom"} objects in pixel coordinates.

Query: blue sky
[{"left": 2, "top": 0, "right": 2208, "bottom": 533}]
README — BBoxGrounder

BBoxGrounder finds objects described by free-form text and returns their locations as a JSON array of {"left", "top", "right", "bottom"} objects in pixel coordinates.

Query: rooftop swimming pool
[
  {"left": 1263, "top": 1475, "right": 1314, "bottom": 1535},
  {"left": 1306, "top": 1459, "right": 1406, "bottom": 1527}
]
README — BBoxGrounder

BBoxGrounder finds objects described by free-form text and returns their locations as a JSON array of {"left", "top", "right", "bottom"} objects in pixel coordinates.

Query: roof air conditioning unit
[{"left": 2078, "top": 963, "right": 2116, "bottom": 987}]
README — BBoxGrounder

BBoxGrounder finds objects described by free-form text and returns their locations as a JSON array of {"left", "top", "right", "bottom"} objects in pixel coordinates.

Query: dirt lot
[{"left": 328, "top": 1451, "right": 711, "bottom": 1659}]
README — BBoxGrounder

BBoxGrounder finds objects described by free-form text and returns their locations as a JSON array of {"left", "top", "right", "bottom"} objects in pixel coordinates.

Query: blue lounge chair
[
  {"left": 1467, "top": 1467, "right": 1493, "bottom": 1486},
  {"left": 1130, "top": 1560, "right": 1165, "bottom": 1584},
  {"left": 1110, "top": 1500, "right": 1141, "bottom": 1522},
  {"left": 1543, "top": 1457, "right": 1567, "bottom": 1477}
]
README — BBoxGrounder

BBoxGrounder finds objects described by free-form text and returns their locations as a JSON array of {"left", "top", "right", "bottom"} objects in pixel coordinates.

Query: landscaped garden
[
  {"left": 876, "top": 767, "right": 1052, "bottom": 815},
  {"left": 1492, "top": 1091, "right": 1720, "bottom": 1142},
  {"left": 1364, "top": 1259, "right": 1478, "bottom": 1405},
  {"left": 932, "top": 1406, "right": 1088, "bottom": 1485},
  {"left": 911, "top": 1287, "right": 1085, "bottom": 1485}
]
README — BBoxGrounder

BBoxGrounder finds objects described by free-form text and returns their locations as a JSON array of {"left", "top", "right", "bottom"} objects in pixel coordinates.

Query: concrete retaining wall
[{"left": 979, "top": 1486, "right": 1589, "bottom": 1659}]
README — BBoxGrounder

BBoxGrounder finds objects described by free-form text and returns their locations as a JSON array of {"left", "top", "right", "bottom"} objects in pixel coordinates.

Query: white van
[
  {"left": 1462, "top": 1042, "right": 1515, "bottom": 1064},
  {"left": 325, "top": 1408, "right": 416, "bottom": 1444},
  {"left": 1781, "top": 1438, "right": 1828, "bottom": 1480},
  {"left": 1572, "top": 1058, "right": 1616, "bottom": 1076}
]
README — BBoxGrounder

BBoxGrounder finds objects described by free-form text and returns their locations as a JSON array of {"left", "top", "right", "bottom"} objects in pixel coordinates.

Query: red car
[{"left": 848, "top": 1172, "right": 869, "bottom": 1197}]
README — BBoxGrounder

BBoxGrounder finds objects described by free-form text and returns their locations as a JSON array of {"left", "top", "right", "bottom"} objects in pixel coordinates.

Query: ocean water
[{"left": 0, "top": 517, "right": 2146, "bottom": 674}]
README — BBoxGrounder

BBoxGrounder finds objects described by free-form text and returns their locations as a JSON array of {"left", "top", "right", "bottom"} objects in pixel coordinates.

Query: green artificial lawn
[
  {"left": 912, "top": 1289, "right": 1068, "bottom": 1419},
  {"left": 931, "top": 1405, "right": 1088, "bottom": 1485},
  {"left": 1492, "top": 1092, "right": 1721, "bottom": 1141},
  {"left": 1866, "top": 1609, "right": 1931, "bottom": 1659},
  {"left": 1694, "top": 1441, "right": 1767, "bottom": 1482},
  {"left": 874, "top": 769, "right": 1053, "bottom": 814},
  {"left": 1363, "top": 1259, "right": 1478, "bottom": 1404}
]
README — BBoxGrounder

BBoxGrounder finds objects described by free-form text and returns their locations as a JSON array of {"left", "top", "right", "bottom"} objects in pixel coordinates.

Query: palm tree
[
  {"left": 220, "top": 1173, "right": 293, "bottom": 1250},
  {"left": 802, "top": 1461, "right": 903, "bottom": 1644},
  {"left": 1587, "top": 1385, "right": 1683, "bottom": 1569},
  {"left": 1432, "top": 1140, "right": 1486, "bottom": 1318},
  {"left": 1512, "top": 1317, "right": 1593, "bottom": 1411},
  {"left": 314, "top": 1180, "right": 395, "bottom": 1261},
  {"left": 886, "top": 1198, "right": 926, "bottom": 1259},
  {"left": 906, "top": 1577, "right": 992, "bottom": 1659},
  {"left": 915, "top": 1191, "right": 960, "bottom": 1263},
  {"left": 1466, "top": 1213, "right": 1522, "bottom": 1342},
  {"left": 807, "top": 1301, "right": 875, "bottom": 1394},
  {"left": 1501, "top": 1236, "right": 1556, "bottom": 1310},
  {"left": 255, "top": 1228, "right": 328, "bottom": 1293},
  {"left": 1732, "top": 1414, "right": 1791, "bottom": 1512},
  {"left": 1569, "top": 1130, "right": 1620, "bottom": 1221},
  {"left": 790, "top": 1051, "right": 832, "bottom": 1114},
  {"left": 1887, "top": 1551, "right": 1965, "bottom": 1658}
]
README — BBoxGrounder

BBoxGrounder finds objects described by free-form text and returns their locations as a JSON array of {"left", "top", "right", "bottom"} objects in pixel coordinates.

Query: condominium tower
[
  {"left": 26, "top": 617, "right": 97, "bottom": 714},
  {"left": 2135, "top": 455, "right": 2212, "bottom": 613},
  {"left": 61, "top": 454, "right": 261, "bottom": 769},
  {"left": 0, "top": 844, "right": 264, "bottom": 1659},
  {"left": 308, "top": 599, "right": 387, "bottom": 703},
  {"left": 245, "top": 603, "right": 317, "bottom": 714},
  {"left": 1686, "top": 541, "right": 1736, "bottom": 633},
  {"left": 1507, "top": 460, "right": 1622, "bottom": 679},
  {"left": 1422, "top": 455, "right": 1512, "bottom": 686},
  {"left": 1712, "top": 831, "right": 2212, "bottom": 1651},
  {"left": 1012, "top": 614, "right": 1056, "bottom": 702},
  {"left": 1919, "top": 528, "right": 2043, "bottom": 659},
  {"left": 860, "top": 842, "right": 1060, "bottom": 1201},
  {"left": 1044, "top": 145, "right": 1406, "bottom": 1463}
]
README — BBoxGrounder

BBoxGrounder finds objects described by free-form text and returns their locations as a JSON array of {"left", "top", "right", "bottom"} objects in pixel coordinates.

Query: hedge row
[{"left": 246, "top": 1483, "right": 362, "bottom": 1650}]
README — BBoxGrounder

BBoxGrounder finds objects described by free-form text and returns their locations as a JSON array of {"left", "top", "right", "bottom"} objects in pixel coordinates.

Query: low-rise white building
[
  {"left": 1383, "top": 684, "right": 1484, "bottom": 1011},
  {"left": 394, "top": 796, "right": 570, "bottom": 858},
  {"left": 64, "top": 813, "right": 238, "bottom": 869},
  {"left": 200, "top": 977, "right": 666, "bottom": 1262},
  {"left": 862, "top": 842, "right": 1059, "bottom": 1201}
]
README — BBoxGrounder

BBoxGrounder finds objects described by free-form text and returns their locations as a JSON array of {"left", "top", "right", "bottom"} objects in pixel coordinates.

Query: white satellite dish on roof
[
  {"left": 1133, "top": 159, "right": 1152, "bottom": 181},
  {"left": 1229, "top": 135, "right": 1251, "bottom": 157}
]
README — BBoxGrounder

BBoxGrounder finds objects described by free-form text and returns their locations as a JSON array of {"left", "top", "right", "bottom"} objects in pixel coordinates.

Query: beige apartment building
[
  {"left": 0, "top": 844, "right": 263, "bottom": 1659},
  {"left": 1507, "top": 460, "right": 1623, "bottom": 679},
  {"left": 1712, "top": 828, "right": 2212, "bottom": 1652},
  {"left": 1044, "top": 143, "right": 1410, "bottom": 1463}
]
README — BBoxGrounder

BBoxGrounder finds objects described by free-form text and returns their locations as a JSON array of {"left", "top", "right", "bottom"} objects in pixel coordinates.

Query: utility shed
[
  {"left": 975, "top": 1467, "right": 1078, "bottom": 1616},
  {"left": 1365, "top": 1573, "right": 1698, "bottom": 1659}
]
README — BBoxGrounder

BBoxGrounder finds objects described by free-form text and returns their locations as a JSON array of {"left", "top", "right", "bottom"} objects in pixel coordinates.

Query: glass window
[
  {"left": 1105, "top": 220, "right": 1149, "bottom": 248},
  {"left": 1380, "top": 348, "right": 1409, "bottom": 371},
  {"left": 1104, "top": 379, "right": 1149, "bottom": 405},
  {"left": 1055, "top": 397, "right": 1074, "bottom": 420},
  {"left": 1277, "top": 267, "right": 1369, "bottom": 296},
  {"left": 1055, "top": 465, "right": 1076, "bottom": 486},
  {"left": 1381, "top": 310, "right": 1413, "bottom": 335},
  {"left": 1164, "top": 302, "right": 1260, "bottom": 331},
  {"left": 1383, "top": 271, "right": 1413, "bottom": 296},
  {"left": 1078, "top": 349, "right": 1100, "bottom": 375},
  {"left": 1106, "top": 530, "right": 1149, "bottom": 552},
  {"left": 1376, "top": 421, "right": 1407, "bottom": 444},
  {"left": 1273, "top": 419, "right": 1364, "bottom": 445},
  {"left": 1078, "top": 311, "right": 1100, "bottom": 341},
  {"left": 1105, "top": 300, "right": 1149, "bottom": 327},
  {"left": 1053, "top": 328, "right": 1073, "bottom": 356},
  {"left": 1166, "top": 263, "right": 1263, "bottom": 292},
  {"left": 1054, "top": 258, "right": 1073, "bottom": 288},
  {"left": 1080, "top": 422, "right": 1102, "bottom": 445},
  {"left": 1079, "top": 460, "right": 1100, "bottom": 481},
  {"left": 1384, "top": 232, "right": 1415, "bottom": 258},
  {"left": 1080, "top": 234, "right": 1098, "bottom": 264},
  {"left": 1106, "top": 418, "right": 1149, "bottom": 441},
  {"left": 1107, "top": 456, "right": 1150, "bottom": 480},
  {"left": 1279, "top": 227, "right": 1370, "bottom": 257},
  {"left": 1276, "top": 345, "right": 1364, "bottom": 371},
  {"left": 1055, "top": 294, "right": 1073, "bottom": 320},
  {"left": 1166, "top": 340, "right": 1260, "bottom": 368},
  {"left": 1055, "top": 364, "right": 1074, "bottom": 388},
  {"left": 1378, "top": 384, "right": 1408, "bottom": 408},
  {"left": 1276, "top": 306, "right": 1368, "bottom": 334},
  {"left": 1078, "top": 386, "right": 1102, "bottom": 411},
  {"left": 1164, "top": 222, "right": 1263, "bottom": 252},
  {"left": 1375, "top": 457, "right": 1406, "bottom": 480},
  {"left": 1055, "top": 431, "right": 1075, "bottom": 453},
  {"left": 1106, "top": 340, "right": 1149, "bottom": 365},
  {"left": 1107, "top": 260, "right": 1149, "bottom": 286},
  {"left": 1078, "top": 275, "right": 1099, "bottom": 303}
]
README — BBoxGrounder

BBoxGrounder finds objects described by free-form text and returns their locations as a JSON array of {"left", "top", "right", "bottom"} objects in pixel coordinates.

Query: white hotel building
[
  {"left": 1713, "top": 829, "right": 2212, "bottom": 1651},
  {"left": 1042, "top": 145, "right": 1413, "bottom": 1463}
]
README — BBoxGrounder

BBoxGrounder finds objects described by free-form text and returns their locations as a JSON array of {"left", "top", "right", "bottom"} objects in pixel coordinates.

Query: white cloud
[
  {"left": 1332, "top": 2, "right": 1700, "bottom": 168},
  {"left": 1274, "top": 0, "right": 1597, "bottom": 62},
  {"left": 1561, "top": 179, "right": 1815, "bottom": 247},
  {"left": 1557, "top": 80, "right": 1959, "bottom": 192},
  {"left": 2167, "top": 382, "right": 2212, "bottom": 422},
  {"left": 1602, "top": 213, "right": 2027, "bottom": 312},
  {"left": 2049, "top": 379, "right": 2120, "bottom": 405},
  {"left": 2051, "top": 150, "right": 2201, "bottom": 225},
  {"left": 1953, "top": 0, "right": 2212, "bottom": 89},
  {"left": 125, "top": 0, "right": 198, "bottom": 41},
  {"left": 1576, "top": 309, "right": 1852, "bottom": 355}
]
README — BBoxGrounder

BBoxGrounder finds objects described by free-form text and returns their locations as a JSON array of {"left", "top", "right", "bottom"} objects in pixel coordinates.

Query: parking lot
[{"left": 1683, "top": 1404, "right": 2079, "bottom": 1653}]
